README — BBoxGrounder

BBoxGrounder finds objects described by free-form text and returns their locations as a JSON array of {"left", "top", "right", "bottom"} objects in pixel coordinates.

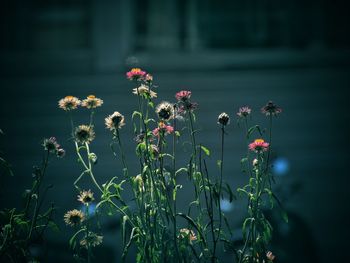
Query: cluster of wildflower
[
  {"left": 64, "top": 190, "right": 103, "bottom": 250},
  {"left": 58, "top": 67, "right": 283, "bottom": 262},
  {"left": 42, "top": 137, "right": 65, "bottom": 158},
  {"left": 58, "top": 95, "right": 103, "bottom": 111}
]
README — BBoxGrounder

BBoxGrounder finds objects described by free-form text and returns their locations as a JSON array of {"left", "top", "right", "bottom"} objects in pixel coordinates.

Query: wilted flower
[
  {"left": 261, "top": 101, "right": 282, "bottom": 116},
  {"left": 58, "top": 96, "right": 81, "bottom": 111},
  {"left": 74, "top": 125, "right": 95, "bottom": 144},
  {"left": 155, "top": 102, "right": 174, "bottom": 121},
  {"left": 77, "top": 190, "right": 94, "bottom": 205},
  {"left": 80, "top": 232, "right": 103, "bottom": 248},
  {"left": 249, "top": 139, "right": 269, "bottom": 153},
  {"left": 149, "top": 144, "right": 160, "bottom": 159},
  {"left": 132, "top": 84, "right": 157, "bottom": 98},
  {"left": 133, "top": 175, "right": 144, "bottom": 192},
  {"left": 126, "top": 68, "right": 147, "bottom": 81},
  {"left": 134, "top": 132, "right": 145, "bottom": 144},
  {"left": 218, "top": 112, "right": 230, "bottom": 126},
  {"left": 266, "top": 251, "right": 275, "bottom": 261},
  {"left": 64, "top": 209, "right": 85, "bottom": 226},
  {"left": 237, "top": 106, "right": 252, "bottom": 118},
  {"left": 105, "top": 111, "right": 126, "bottom": 132},
  {"left": 145, "top": 73, "right": 153, "bottom": 82},
  {"left": 43, "top": 137, "right": 60, "bottom": 153},
  {"left": 252, "top": 158, "right": 258, "bottom": 167},
  {"left": 43, "top": 137, "right": 65, "bottom": 158},
  {"left": 88, "top": 152, "right": 98, "bottom": 164},
  {"left": 152, "top": 122, "right": 174, "bottom": 137},
  {"left": 175, "top": 90, "right": 191, "bottom": 102},
  {"left": 81, "top": 95, "right": 103, "bottom": 109},
  {"left": 56, "top": 148, "right": 66, "bottom": 158},
  {"left": 179, "top": 228, "right": 197, "bottom": 241}
]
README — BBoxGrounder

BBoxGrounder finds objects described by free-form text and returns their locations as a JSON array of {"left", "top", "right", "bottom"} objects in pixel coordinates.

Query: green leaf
[
  {"left": 175, "top": 167, "right": 188, "bottom": 176},
  {"left": 200, "top": 145, "right": 210, "bottom": 156},
  {"left": 272, "top": 192, "right": 289, "bottom": 223},
  {"left": 224, "top": 183, "right": 236, "bottom": 202},
  {"left": 246, "top": 125, "right": 263, "bottom": 139},
  {"left": 175, "top": 131, "right": 181, "bottom": 137},
  {"left": 242, "top": 217, "right": 253, "bottom": 238},
  {"left": 132, "top": 111, "right": 142, "bottom": 120}
]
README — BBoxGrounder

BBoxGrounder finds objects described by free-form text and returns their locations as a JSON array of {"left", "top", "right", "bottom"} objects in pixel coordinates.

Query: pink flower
[
  {"left": 175, "top": 90, "right": 191, "bottom": 101},
  {"left": 248, "top": 139, "right": 269, "bottom": 152},
  {"left": 237, "top": 106, "right": 251, "bottom": 118},
  {"left": 261, "top": 101, "right": 282, "bottom": 116},
  {"left": 126, "top": 68, "right": 147, "bottom": 81},
  {"left": 152, "top": 122, "right": 174, "bottom": 137}
]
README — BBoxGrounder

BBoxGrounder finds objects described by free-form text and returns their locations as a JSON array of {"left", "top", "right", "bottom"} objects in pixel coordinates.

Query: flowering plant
[
  {"left": 0, "top": 135, "right": 64, "bottom": 262},
  {"left": 59, "top": 69, "right": 286, "bottom": 263}
]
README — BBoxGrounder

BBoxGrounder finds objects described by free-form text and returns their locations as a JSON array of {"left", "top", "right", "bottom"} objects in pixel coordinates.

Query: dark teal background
[{"left": 0, "top": 0, "right": 349, "bottom": 262}]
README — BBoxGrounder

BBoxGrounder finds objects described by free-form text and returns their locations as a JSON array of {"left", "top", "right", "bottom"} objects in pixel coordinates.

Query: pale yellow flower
[
  {"left": 58, "top": 96, "right": 81, "bottom": 111},
  {"left": 81, "top": 95, "right": 103, "bottom": 109},
  {"left": 64, "top": 209, "right": 85, "bottom": 226},
  {"left": 132, "top": 84, "right": 157, "bottom": 98},
  {"left": 74, "top": 125, "right": 95, "bottom": 144},
  {"left": 77, "top": 190, "right": 94, "bottom": 205},
  {"left": 105, "top": 111, "right": 125, "bottom": 131}
]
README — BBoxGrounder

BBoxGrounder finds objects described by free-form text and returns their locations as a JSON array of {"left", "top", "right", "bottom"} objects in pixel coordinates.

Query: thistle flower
[
  {"left": 266, "top": 251, "right": 275, "bottom": 261},
  {"left": 105, "top": 111, "right": 125, "bottom": 132},
  {"left": 58, "top": 96, "right": 81, "bottom": 111},
  {"left": 155, "top": 101, "right": 174, "bottom": 121},
  {"left": 81, "top": 95, "right": 103, "bottom": 109},
  {"left": 249, "top": 139, "right": 269, "bottom": 153},
  {"left": 132, "top": 84, "right": 157, "bottom": 98},
  {"left": 43, "top": 137, "right": 60, "bottom": 153},
  {"left": 175, "top": 90, "right": 191, "bottom": 102},
  {"left": 175, "top": 90, "right": 198, "bottom": 113},
  {"left": 179, "top": 228, "right": 197, "bottom": 241},
  {"left": 126, "top": 68, "right": 147, "bottom": 81},
  {"left": 237, "top": 106, "right": 252, "bottom": 118},
  {"left": 77, "top": 190, "right": 94, "bottom": 205},
  {"left": 152, "top": 122, "right": 174, "bottom": 137},
  {"left": 74, "top": 125, "right": 95, "bottom": 144},
  {"left": 80, "top": 232, "right": 103, "bottom": 248},
  {"left": 261, "top": 101, "right": 282, "bottom": 116},
  {"left": 218, "top": 112, "right": 230, "bottom": 126},
  {"left": 64, "top": 209, "right": 85, "bottom": 226}
]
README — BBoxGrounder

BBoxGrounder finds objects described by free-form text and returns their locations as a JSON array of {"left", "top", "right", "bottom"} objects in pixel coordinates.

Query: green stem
[
  {"left": 115, "top": 129, "right": 129, "bottom": 177},
  {"left": 27, "top": 150, "right": 50, "bottom": 241}
]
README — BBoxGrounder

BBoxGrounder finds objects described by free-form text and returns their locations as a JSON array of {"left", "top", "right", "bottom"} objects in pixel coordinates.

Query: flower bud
[{"left": 218, "top": 112, "right": 230, "bottom": 126}]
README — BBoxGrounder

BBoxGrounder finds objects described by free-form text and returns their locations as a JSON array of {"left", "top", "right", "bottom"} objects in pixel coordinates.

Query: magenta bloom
[
  {"left": 126, "top": 68, "right": 147, "bottom": 81},
  {"left": 237, "top": 106, "right": 251, "bottom": 118},
  {"left": 152, "top": 122, "right": 174, "bottom": 137},
  {"left": 248, "top": 139, "right": 269, "bottom": 153},
  {"left": 175, "top": 90, "right": 192, "bottom": 101}
]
